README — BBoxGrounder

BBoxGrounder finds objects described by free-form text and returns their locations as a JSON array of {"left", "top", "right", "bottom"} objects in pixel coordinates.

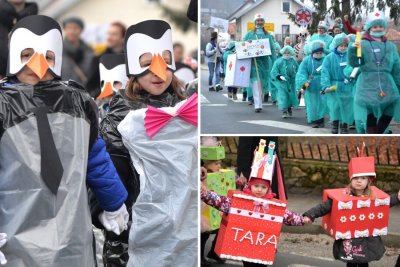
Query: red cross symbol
[
  {"left": 240, "top": 66, "right": 245, "bottom": 72},
  {"left": 375, "top": 12, "right": 380, "bottom": 17},
  {"left": 229, "top": 61, "right": 233, "bottom": 71},
  {"left": 296, "top": 9, "right": 312, "bottom": 25}
]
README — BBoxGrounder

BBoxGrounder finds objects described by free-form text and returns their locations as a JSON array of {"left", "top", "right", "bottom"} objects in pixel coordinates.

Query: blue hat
[
  {"left": 309, "top": 40, "right": 329, "bottom": 54},
  {"left": 280, "top": 45, "right": 294, "bottom": 56},
  {"left": 331, "top": 33, "right": 349, "bottom": 48},
  {"left": 365, "top": 11, "right": 387, "bottom": 32}
]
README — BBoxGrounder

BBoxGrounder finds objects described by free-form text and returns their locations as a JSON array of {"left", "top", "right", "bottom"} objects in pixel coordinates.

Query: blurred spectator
[
  {"left": 284, "top": 36, "right": 292, "bottom": 46},
  {"left": 61, "top": 16, "right": 97, "bottom": 95},
  {"left": 173, "top": 42, "right": 184, "bottom": 63},
  {"left": 87, "top": 21, "right": 126, "bottom": 97},
  {"left": 0, "top": 0, "right": 38, "bottom": 78},
  {"left": 332, "top": 25, "right": 342, "bottom": 36},
  {"left": 104, "top": 21, "right": 126, "bottom": 54}
]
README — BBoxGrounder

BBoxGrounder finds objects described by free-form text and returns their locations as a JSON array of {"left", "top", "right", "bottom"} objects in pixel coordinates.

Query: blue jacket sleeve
[{"left": 87, "top": 136, "right": 128, "bottom": 212}]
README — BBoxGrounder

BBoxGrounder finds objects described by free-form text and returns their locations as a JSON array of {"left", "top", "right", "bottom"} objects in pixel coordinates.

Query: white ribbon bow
[
  {"left": 338, "top": 201, "right": 353, "bottom": 210},
  {"left": 354, "top": 229, "right": 369, "bottom": 238},
  {"left": 373, "top": 227, "right": 388, "bottom": 236},
  {"left": 253, "top": 200, "right": 269, "bottom": 214},
  {"left": 375, "top": 197, "right": 390, "bottom": 207},
  {"left": 335, "top": 231, "right": 352, "bottom": 240},
  {"left": 357, "top": 199, "right": 371, "bottom": 208}
]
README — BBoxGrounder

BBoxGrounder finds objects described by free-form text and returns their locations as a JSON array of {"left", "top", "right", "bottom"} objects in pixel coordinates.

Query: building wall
[
  {"left": 239, "top": 0, "right": 304, "bottom": 39},
  {"left": 57, "top": 0, "right": 198, "bottom": 57}
]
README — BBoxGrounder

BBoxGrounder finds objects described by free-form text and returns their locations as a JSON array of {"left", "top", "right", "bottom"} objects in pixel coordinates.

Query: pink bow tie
[{"left": 144, "top": 93, "right": 198, "bottom": 138}]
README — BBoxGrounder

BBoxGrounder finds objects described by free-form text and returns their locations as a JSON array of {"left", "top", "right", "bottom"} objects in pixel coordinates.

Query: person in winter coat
[
  {"left": 0, "top": 15, "right": 128, "bottom": 266},
  {"left": 61, "top": 16, "right": 97, "bottom": 96},
  {"left": 205, "top": 31, "right": 222, "bottom": 91},
  {"left": 303, "top": 158, "right": 400, "bottom": 267},
  {"left": 296, "top": 40, "right": 328, "bottom": 128},
  {"left": 309, "top": 21, "right": 334, "bottom": 49},
  {"left": 0, "top": 0, "right": 38, "bottom": 78},
  {"left": 321, "top": 33, "right": 354, "bottom": 134},
  {"left": 348, "top": 11, "right": 400, "bottom": 134},
  {"left": 271, "top": 45, "right": 299, "bottom": 118},
  {"left": 243, "top": 13, "right": 276, "bottom": 113}
]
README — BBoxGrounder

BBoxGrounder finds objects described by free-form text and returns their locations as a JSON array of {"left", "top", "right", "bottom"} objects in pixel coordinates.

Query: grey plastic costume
[
  {"left": 0, "top": 85, "right": 95, "bottom": 266},
  {"left": 118, "top": 99, "right": 198, "bottom": 267}
]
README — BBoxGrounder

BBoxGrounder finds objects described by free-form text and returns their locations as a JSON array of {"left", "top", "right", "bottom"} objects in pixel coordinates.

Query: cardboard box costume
[
  {"left": 321, "top": 152, "right": 390, "bottom": 240},
  {"left": 204, "top": 169, "right": 236, "bottom": 230},
  {"left": 214, "top": 140, "right": 286, "bottom": 265}
]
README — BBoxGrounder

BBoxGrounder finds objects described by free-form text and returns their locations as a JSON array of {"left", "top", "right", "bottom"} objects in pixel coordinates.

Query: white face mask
[{"left": 313, "top": 53, "right": 324, "bottom": 59}]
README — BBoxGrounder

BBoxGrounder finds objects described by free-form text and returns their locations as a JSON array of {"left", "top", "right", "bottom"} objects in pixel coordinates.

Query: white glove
[
  {"left": 99, "top": 204, "right": 129, "bottom": 235},
  {"left": 280, "top": 75, "right": 287, "bottom": 81},
  {"left": 0, "top": 233, "right": 7, "bottom": 265}
]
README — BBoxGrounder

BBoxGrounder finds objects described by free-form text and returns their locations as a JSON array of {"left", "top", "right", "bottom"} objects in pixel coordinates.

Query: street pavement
[{"left": 200, "top": 65, "right": 400, "bottom": 135}]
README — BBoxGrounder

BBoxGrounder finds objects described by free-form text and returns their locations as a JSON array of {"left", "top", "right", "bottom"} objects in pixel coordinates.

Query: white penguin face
[
  {"left": 9, "top": 28, "right": 63, "bottom": 78},
  {"left": 126, "top": 29, "right": 175, "bottom": 77},
  {"left": 100, "top": 63, "right": 128, "bottom": 92}
]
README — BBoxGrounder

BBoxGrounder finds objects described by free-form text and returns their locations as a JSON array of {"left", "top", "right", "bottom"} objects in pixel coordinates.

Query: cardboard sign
[
  {"left": 204, "top": 169, "right": 236, "bottom": 230},
  {"left": 321, "top": 186, "right": 390, "bottom": 240},
  {"left": 215, "top": 190, "right": 286, "bottom": 265},
  {"left": 235, "top": 39, "right": 272, "bottom": 59},
  {"left": 250, "top": 140, "right": 276, "bottom": 181},
  {"left": 224, "top": 54, "right": 251, "bottom": 87}
]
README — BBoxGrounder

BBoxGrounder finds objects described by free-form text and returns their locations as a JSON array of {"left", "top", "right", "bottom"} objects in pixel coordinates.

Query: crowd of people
[
  {"left": 206, "top": 11, "right": 400, "bottom": 134},
  {"left": 0, "top": 0, "right": 198, "bottom": 266}
]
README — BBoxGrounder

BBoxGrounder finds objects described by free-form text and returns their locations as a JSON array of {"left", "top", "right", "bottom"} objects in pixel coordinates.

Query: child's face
[
  {"left": 351, "top": 176, "right": 369, "bottom": 192},
  {"left": 138, "top": 52, "right": 173, "bottom": 95},
  {"left": 371, "top": 25, "right": 385, "bottom": 33},
  {"left": 16, "top": 48, "right": 55, "bottom": 85},
  {"left": 283, "top": 51, "right": 291, "bottom": 57},
  {"left": 337, "top": 43, "right": 348, "bottom": 52},
  {"left": 205, "top": 160, "right": 221, "bottom": 173},
  {"left": 251, "top": 183, "right": 269, "bottom": 198}
]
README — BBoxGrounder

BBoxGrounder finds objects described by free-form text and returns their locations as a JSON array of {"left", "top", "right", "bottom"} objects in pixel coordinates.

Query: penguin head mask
[
  {"left": 124, "top": 20, "right": 175, "bottom": 82},
  {"left": 97, "top": 53, "right": 128, "bottom": 99},
  {"left": 7, "top": 15, "right": 63, "bottom": 80}
]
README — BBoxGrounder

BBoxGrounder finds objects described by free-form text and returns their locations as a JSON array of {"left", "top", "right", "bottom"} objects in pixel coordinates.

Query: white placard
[
  {"left": 224, "top": 54, "right": 251, "bottom": 87},
  {"left": 235, "top": 38, "right": 272, "bottom": 59},
  {"left": 210, "top": 16, "right": 229, "bottom": 33}
]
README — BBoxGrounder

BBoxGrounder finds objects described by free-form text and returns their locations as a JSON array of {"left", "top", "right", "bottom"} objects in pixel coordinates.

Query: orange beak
[
  {"left": 26, "top": 52, "right": 49, "bottom": 79},
  {"left": 148, "top": 53, "right": 167, "bottom": 82},
  {"left": 97, "top": 81, "right": 114, "bottom": 99}
]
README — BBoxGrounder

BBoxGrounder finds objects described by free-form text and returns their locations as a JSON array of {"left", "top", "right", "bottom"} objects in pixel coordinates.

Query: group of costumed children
[
  {"left": 0, "top": 14, "right": 197, "bottom": 267},
  {"left": 221, "top": 11, "right": 400, "bottom": 134},
  {"left": 200, "top": 139, "right": 400, "bottom": 267}
]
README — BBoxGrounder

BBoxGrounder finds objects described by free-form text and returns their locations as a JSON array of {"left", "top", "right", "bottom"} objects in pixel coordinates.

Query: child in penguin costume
[
  {"left": 0, "top": 15, "right": 129, "bottom": 266},
  {"left": 101, "top": 20, "right": 198, "bottom": 266},
  {"left": 96, "top": 53, "right": 128, "bottom": 121}
]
